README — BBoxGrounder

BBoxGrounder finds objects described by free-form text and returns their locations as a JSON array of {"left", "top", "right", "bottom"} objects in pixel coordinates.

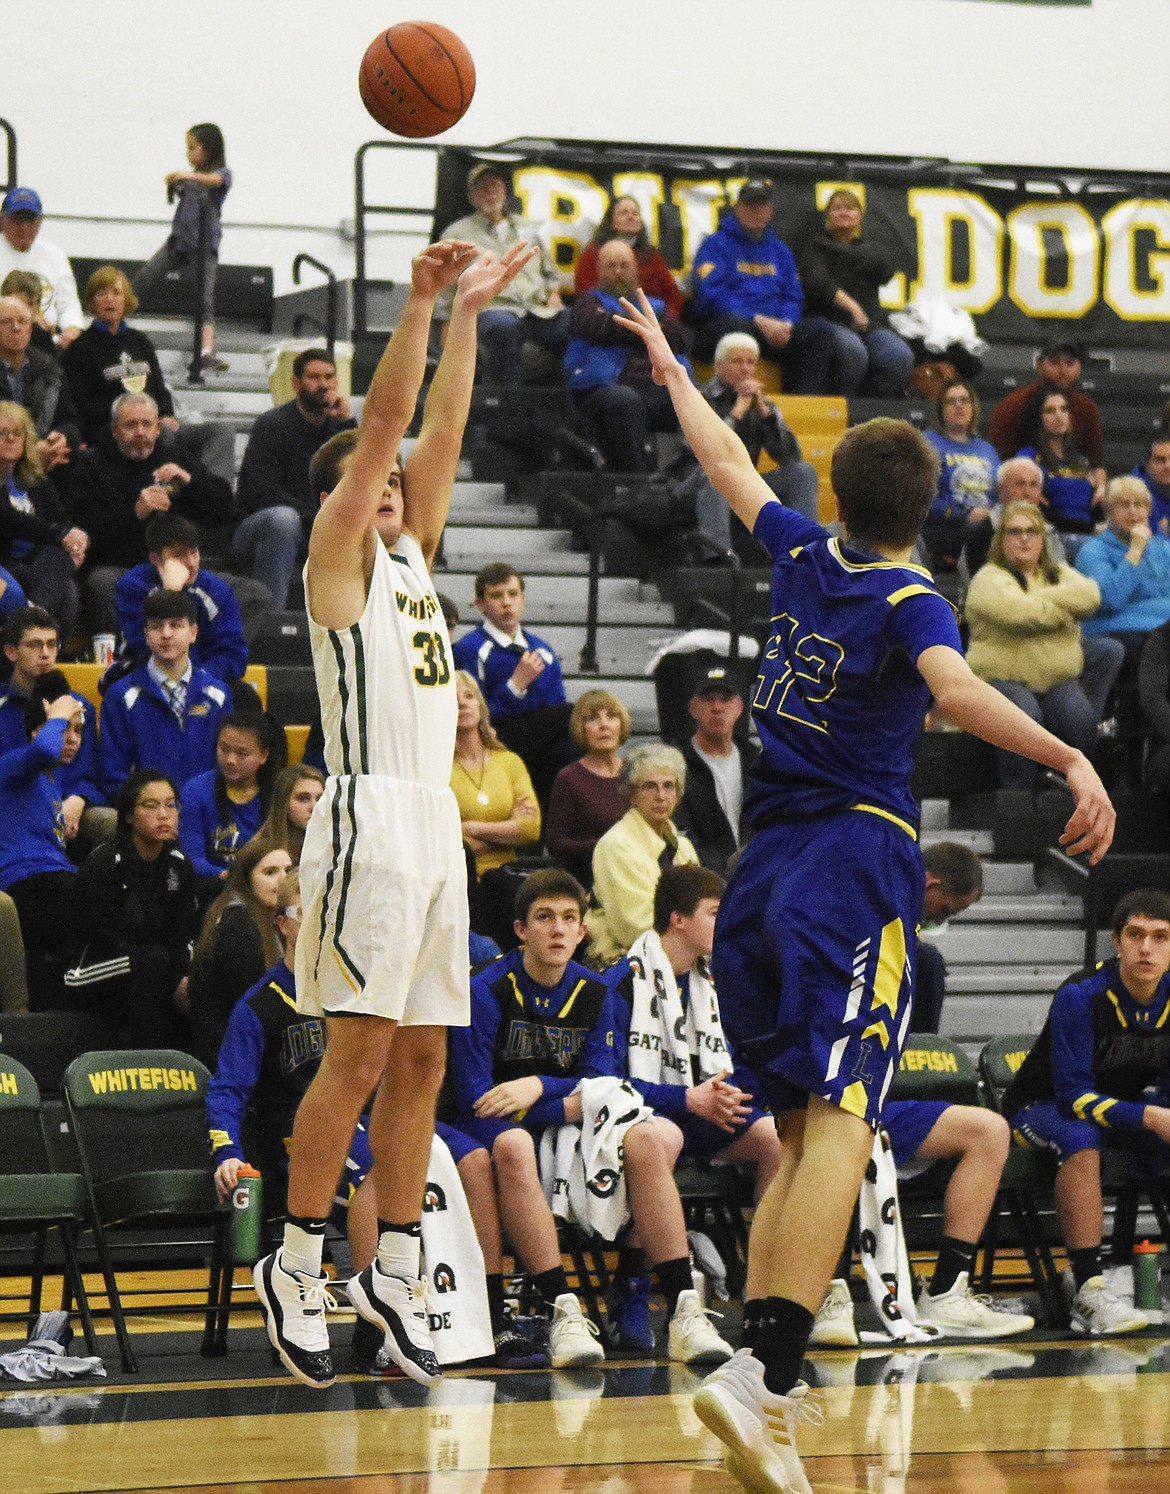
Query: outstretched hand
[
  {"left": 1059, "top": 754, "right": 1115, "bottom": 865},
  {"left": 613, "top": 289, "right": 684, "bottom": 385},
  {"left": 454, "top": 241, "right": 540, "bottom": 313},
  {"left": 411, "top": 239, "right": 479, "bottom": 299}
]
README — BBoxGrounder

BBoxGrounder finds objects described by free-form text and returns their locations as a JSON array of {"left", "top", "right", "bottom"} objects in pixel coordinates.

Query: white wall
[{"left": 6, "top": 0, "right": 1167, "bottom": 292}]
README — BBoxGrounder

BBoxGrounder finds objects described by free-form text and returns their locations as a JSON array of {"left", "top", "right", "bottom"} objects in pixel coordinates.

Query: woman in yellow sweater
[
  {"left": 965, "top": 502, "right": 1123, "bottom": 789},
  {"left": 451, "top": 672, "right": 541, "bottom": 945}
]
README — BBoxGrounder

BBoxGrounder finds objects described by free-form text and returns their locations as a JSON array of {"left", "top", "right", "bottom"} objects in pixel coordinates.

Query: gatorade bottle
[
  {"left": 228, "top": 1165, "right": 263, "bottom": 1264},
  {"left": 1133, "top": 1239, "right": 1162, "bottom": 1313}
]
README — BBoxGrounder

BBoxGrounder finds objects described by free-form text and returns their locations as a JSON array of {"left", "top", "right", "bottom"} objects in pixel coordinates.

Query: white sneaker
[
  {"left": 808, "top": 1278, "right": 858, "bottom": 1347},
  {"left": 346, "top": 1263, "right": 441, "bottom": 1386},
  {"left": 252, "top": 1249, "right": 337, "bottom": 1389},
  {"left": 918, "top": 1272, "right": 1035, "bottom": 1339},
  {"left": 668, "top": 1289, "right": 734, "bottom": 1365},
  {"left": 693, "top": 1348, "right": 818, "bottom": 1494},
  {"left": 1070, "top": 1275, "right": 1150, "bottom": 1337},
  {"left": 549, "top": 1292, "right": 605, "bottom": 1368}
]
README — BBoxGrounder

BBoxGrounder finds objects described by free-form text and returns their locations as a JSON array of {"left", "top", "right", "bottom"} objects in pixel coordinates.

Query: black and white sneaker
[
  {"left": 253, "top": 1250, "right": 337, "bottom": 1389},
  {"left": 493, "top": 1308, "right": 550, "bottom": 1370},
  {"left": 347, "top": 1262, "right": 441, "bottom": 1387}
]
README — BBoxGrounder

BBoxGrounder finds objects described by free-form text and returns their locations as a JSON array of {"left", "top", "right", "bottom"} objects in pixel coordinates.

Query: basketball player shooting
[
  {"left": 253, "top": 238, "right": 538, "bottom": 1390},
  {"left": 613, "top": 289, "right": 1114, "bottom": 1493}
]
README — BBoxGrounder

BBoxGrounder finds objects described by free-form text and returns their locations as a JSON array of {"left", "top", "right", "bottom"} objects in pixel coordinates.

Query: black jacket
[
  {"left": 0, "top": 345, "right": 82, "bottom": 450},
  {"left": 0, "top": 476, "right": 71, "bottom": 562},
  {"left": 677, "top": 738, "right": 758, "bottom": 874}
]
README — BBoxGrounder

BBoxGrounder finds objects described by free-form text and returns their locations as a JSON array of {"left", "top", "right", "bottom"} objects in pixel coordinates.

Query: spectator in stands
[
  {"left": 0, "top": 670, "right": 83, "bottom": 1007},
  {"left": 436, "top": 163, "right": 569, "bottom": 385},
  {"left": 0, "top": 188, "right": 84, "bottom": 348},
  {"left": 589, "top": 743, "right": 699, "bottom": 967},
  {"left": 187, "top": 834, "right": 291, "bottom": 1066},
  {"left": 133, "top": 124, "right": 232, "bottom": 372},
  {"left": 688, "top": 179, "right": 833, "bottom": 393},
  {"left": 1076, "top": 476, "right": 1170, "bottom": 667},
  {"left": 452, "top": 561, "right": 576, "bottom": 807},
  {"left": 796, "top": 189, "right": 914, "bottom": 397},
  {"left": 260, "top": 763, "right": 325, "bottom": 864},
  {"left": 1004, "top": 887, "right": 1170, "bottom": 1336},
  {"left": 988, "top": 339, "right": 1105, "bottom": 475},
  {"left": 233, "top": 347, "right": 355, "bottom": 608},
  {"left": 677, "top": 665, "right": 756, "bottom": 874},
  {"left": 1016, "top": 387, "right": 1104, "bottom": 543},
  {"left": 915, "top": 842, "right": 984, "bottom": 1034},
  {"left": 65, "top": 770, "right": 198, "bottom": 1046},
  {"left": 671, "top": 332, "right": 819, "bottom": 556},
  {"left": 62, "top": 266, "right": 175, "bottom": 442},
  {"left": 449, "top": 868, "right": 732, "bottom": 1366},
  {"left": 70, "top": 391, "right": 233, "bottom": 638},
  {"left": 0, "top": 400, "right": 86, "bottom": 636},
  {"left": 545, "top": 688, "right": 629, "bottom": 889},
  {"left": 1132, "top": 432, "right": 1170, "bottom": 536},
  {"left": 115, "top": 513, "right": 260, "bottom": 684},
  {"left": 180, "top": 711, "right": 277, "bottom": 895},
  {"left": 1, "top": 269, "right": 62, "bottom": 359},
  {"left": 566, "top": 239, "right": 691, "bottom": 472},
  {"left": 0, "top": 294, "right": 82, "bottom": 474},
  {"left": 961, "top": 455, "right": 1066, "bottom": 581},
  {"left": 98, "top": 587, "right": 232, "bottom": 801},
  {"left": 964, "top": 502, "right": 1122, "bottom": 789},
  {"left": 0, "top": 605, "right": 112, "bottom": 849},
  {"left": 922, "top": 381, "right": 999, "bottom": 569},
  {"left": 451, "top": 671, "right": 541, "bottom": 946},
  {"left": 575, "top": 196, "right": 682, "bottom": 316}
]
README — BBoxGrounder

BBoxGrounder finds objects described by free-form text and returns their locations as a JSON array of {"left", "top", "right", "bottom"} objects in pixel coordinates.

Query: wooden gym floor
[{"left": 4, "top": 1282, "right": 1170, "bottom": 1494}]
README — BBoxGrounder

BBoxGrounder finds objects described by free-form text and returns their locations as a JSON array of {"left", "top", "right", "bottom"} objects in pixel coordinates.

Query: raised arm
[
  {"left": 404, "top": 242, "right": 538, "bottom": 565},
  {"left": 614, "top": 290, "right": 775, "bottom": 533}
]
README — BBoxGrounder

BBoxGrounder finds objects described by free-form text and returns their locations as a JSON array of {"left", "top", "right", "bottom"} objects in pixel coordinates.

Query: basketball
[{"left": 358, "top": 22, "right": 476, "bottom": 139}]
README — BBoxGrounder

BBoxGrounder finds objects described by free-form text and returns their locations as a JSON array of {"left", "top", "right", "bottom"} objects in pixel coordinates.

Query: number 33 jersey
[
  {"left": 746, "top": 502, "right": 962, "bottom": 830},
  {"left": 306, "top": 532, "right": 456, "bottom": 790}
]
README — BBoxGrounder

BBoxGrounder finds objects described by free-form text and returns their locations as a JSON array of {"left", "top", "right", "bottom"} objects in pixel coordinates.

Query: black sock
[
  {"left": 616, "top": 1245, "right": 647, "bottom": 1285},
  {"left": 741, "top": 1297, "right": 765, "bottom": 1351},
  {"left": 486, "top": 1273, "right": 506, "bottom": 1332},
  {"left": 929, "top": 1237, "right": 979, "bottom": 1297},
  {"left": 656, "top": 1256, "right": 693, "bottom": 1317},
  {"left": 754, "top": 1296, "right": 815, "bottom": 1396},
  {"left": 286, "top": 1214, "right": 328, "bottom": 1234},
  {"left": 535, "top": 1266, "right": 571, "bottom": 1306},
  {"left": 1070, "top": 1246, "right": 1102, "bottom": 1290}
]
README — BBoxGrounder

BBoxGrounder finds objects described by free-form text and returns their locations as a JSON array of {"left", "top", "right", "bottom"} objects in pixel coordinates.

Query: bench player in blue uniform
[{"left": 614, "top": 290, "right": 1115, "bottom": 1494}]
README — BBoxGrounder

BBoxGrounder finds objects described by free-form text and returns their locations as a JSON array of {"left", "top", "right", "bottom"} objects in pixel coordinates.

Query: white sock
[
  {"left": 282, "top": 1222, "right": 325, "bottom": 1278},
  {"left": 376, "top": 1227, "right": 421, "bottom": 1281}
]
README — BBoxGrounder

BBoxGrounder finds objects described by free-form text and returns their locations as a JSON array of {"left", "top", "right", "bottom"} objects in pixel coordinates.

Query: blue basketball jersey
[{"left": 745, "top": 503, "right": 962, "bottom": 829}]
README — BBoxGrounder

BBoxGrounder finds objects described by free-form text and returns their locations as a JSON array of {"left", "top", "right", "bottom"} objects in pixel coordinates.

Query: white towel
[
  {"left": 421, "top": 1133, "right": 494, "bottom": 1366},
  {"left": 538, "top": 1075, "right": 653, "bottom": 1241},
  {"left": 857, "top": 1129, "right": 938, "bottom": 1344},
  {"left": 624, "top": 930, "right": 730, "bottom": 1087}
]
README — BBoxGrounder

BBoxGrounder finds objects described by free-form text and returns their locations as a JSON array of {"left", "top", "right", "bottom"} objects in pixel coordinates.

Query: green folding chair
[
  {"left": 0, "top": 1053, "right": 98, "bottom": 1355},
  {"left": 63, "top": 1049, "right": 227, "bottom": 1373}
]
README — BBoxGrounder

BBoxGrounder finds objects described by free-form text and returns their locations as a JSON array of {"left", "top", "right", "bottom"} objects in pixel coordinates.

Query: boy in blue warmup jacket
[
  {"left": 99, "top": 586, "right": 230, "bottom": 802},
  {"left": 614, "top": 290, "right": 1116, "bottom": 1494}
]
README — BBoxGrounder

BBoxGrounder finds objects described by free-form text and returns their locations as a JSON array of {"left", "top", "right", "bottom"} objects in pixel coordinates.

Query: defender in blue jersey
[
  {"left": 614, "top": 290, "right": 1115, "bottom": 1494},
  {"left": 1004, "top": 887, "right": 1170, "bottom": 1337}
]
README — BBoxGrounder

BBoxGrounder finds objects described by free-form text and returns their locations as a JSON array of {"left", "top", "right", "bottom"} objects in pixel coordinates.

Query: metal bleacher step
[
  {"left": 441, "top": 570, "right": 674, "bottom": 627},
  {"left": 945, "top": 963, "right": 1088, "bottom": 996},
  {"left": 959, "top": 893, "right": 1082, "bottom": 924},
  {"left": 942, "top": 994, "right": 1065, "bottom": 1044},
  {"left": 565, "top": 674, "right": 658, "bottom": 733},
  {"left": 920, "top": 828, "right": 994, "bottom": 855},
  {"left": 443, "top": 524, "right": 576, "bottom": 557},
  {"left": 927, "top": 923, "right": 1086, "bottom": 965}
]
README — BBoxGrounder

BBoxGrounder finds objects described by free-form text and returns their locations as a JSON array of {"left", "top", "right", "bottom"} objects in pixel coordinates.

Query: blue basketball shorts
[
  {"left": 1010, "top": 1100, "right": 1170, "bottom": 1171},
  {"left": 882, "top": 1098, "right": 949, "bottom": 1169},
  {"left": 713, "top": 807, "right": 924, "bottom": 1127}
]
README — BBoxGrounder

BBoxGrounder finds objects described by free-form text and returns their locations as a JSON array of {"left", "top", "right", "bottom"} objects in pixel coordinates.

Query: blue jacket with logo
[
  {"left": 99, "top": 662, "right": 230, "bottom": 801},
  {"left": 691, "top": 214, "right": 805, "bottom": 324},
  {"left": 0, "top": 684, "right": 103, "bottom": 806},
  {"left": 115, "top": 565, "right": 248, "bottom": 683},
  {"left": 0, "top": 718, "right": 75, "bottom": 888},
  {"left": 452, "top": 622, "right": 566, "bottom": 722}
]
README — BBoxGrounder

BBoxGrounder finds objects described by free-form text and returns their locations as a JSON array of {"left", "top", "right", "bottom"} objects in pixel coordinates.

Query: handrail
[
  {"left": 540, "top": 489, "right": 600, "bottom": 675},
  {"left": 292, "top": 253, "right": 338, "bottom": 358},
  {"left": 0, "top": 118, "right": 15, "bottom": 192},
  {"left": 354, "top": 140, "right": 440, "bottom": 339}
]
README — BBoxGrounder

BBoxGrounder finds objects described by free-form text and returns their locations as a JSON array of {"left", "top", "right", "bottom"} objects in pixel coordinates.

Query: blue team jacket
[
  {"left": 691, "top": 215, "right": 805, "bottom": 324},
  {"left": 115, "top": 565, "right": 248, "bottom": 683},
  {"left": 99, "top": 663, "right": 230, "bottom": 801},
  {"left": 0, "top": 685, "right": 103, "bottom": 806},
  {"left": 0, "top": 718, "right": 75, "bottom": 888},
  {"left": 452, "top": 623, "right": 566, "bottom": 723},
  {"left": 179, "top": 769, "right": 266, "bottom": 878}
]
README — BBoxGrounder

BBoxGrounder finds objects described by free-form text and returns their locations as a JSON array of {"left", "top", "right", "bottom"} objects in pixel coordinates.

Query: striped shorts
[{"left": 296, "top": 774, "right": 470, "bottom": 1027}]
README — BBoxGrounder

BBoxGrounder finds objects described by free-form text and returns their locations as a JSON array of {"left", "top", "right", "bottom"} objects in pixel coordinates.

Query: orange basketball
[{"left": 358, "top": 22, "right": 476, "bottom": 139}]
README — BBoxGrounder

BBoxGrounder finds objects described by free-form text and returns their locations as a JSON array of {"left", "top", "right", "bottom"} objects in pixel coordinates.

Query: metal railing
[
  {"left": 0, "top": 118, "right": 15, "bottom": 193},
  {"left": 354, "top": 140, "right": 440, "bottom": 338},
  {"left": 539, "top": 488, "right": 601, "bottom": 676},
  {"left": 291, "top": 253, "right": 339, "bottom": 357}
]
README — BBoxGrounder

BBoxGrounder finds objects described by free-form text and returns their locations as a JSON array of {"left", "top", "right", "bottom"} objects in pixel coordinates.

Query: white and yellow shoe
[
  {"left": 694, "top": 1348, "right": 818, "bottom": 1494},
  {"left": 667, "top": 1289, "right": 734, "bottom": 1365}
]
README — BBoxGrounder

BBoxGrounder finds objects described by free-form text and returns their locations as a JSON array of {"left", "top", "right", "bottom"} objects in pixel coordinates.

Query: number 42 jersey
[
  {"left": 745, "top": 503, "right": 962, "bottom": 831},
  {"left": 305, "top": 532, "right": 456, "bottom": 791}
]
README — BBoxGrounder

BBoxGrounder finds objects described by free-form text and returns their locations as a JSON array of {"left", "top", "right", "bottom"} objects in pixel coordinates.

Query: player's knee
[
  {"left": 964, "top": 1108, "right": 1010, "bottom": 1165},
  {"left": 492, "top": 1127, "right": 537, "bottom": 1181},
  {"left": 456, "top": 1146, "right": 494, "bottom": 1203},
  {"left": 388, "top": 1028, "right": 448, "bottom": 1098},
  {"left": 624, "top": 1120, "right": 669, "bottom": 1171}
]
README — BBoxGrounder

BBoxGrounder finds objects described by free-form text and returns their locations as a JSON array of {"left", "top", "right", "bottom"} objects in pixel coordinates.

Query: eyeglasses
[{"left": 1002, "top": 527, "right": 1043, "bottom": 538}]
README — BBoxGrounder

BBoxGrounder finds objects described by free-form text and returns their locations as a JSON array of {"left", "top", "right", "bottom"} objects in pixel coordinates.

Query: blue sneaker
[{"left": 610, "top": 1274, "right": 655, "bottom": 1352}]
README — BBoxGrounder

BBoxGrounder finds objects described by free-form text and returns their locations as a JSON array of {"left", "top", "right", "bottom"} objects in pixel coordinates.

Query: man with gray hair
[
  {"left": 69, "top": 391, "right": 233, "bottom": 637},
  {"left": 961, "top": 454, "right": 1066, "bottom": 580}
]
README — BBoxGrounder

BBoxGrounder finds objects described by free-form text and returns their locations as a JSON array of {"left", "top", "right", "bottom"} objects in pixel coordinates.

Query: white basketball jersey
[{"left": 306, "top": 533, "right": 456, "bottom": 789}]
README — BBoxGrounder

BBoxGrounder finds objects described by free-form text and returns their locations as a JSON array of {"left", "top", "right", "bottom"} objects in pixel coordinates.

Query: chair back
[
  {"left": 890, "top": 1033, "right": 981, "bottom": 1106},
  {"left": 63, "top": 1049, "right": 212, "bottom": 1181},
  {"left": 978, "top": 1034, "right": 1038, "bottom": 1115},
  {"left": 0, "top": 1052, "right": 53, "bottom": 1174}
]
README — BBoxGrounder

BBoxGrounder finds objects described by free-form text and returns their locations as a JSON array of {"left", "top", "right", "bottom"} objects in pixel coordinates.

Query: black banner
[{"left": 434, "top": 143, "right": 1170, "bottom": 350}]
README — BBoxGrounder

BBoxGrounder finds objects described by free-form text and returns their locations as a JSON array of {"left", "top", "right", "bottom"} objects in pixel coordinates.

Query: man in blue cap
[{"left": 0, "top": 188, "right": 84, "bottom": 349}]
